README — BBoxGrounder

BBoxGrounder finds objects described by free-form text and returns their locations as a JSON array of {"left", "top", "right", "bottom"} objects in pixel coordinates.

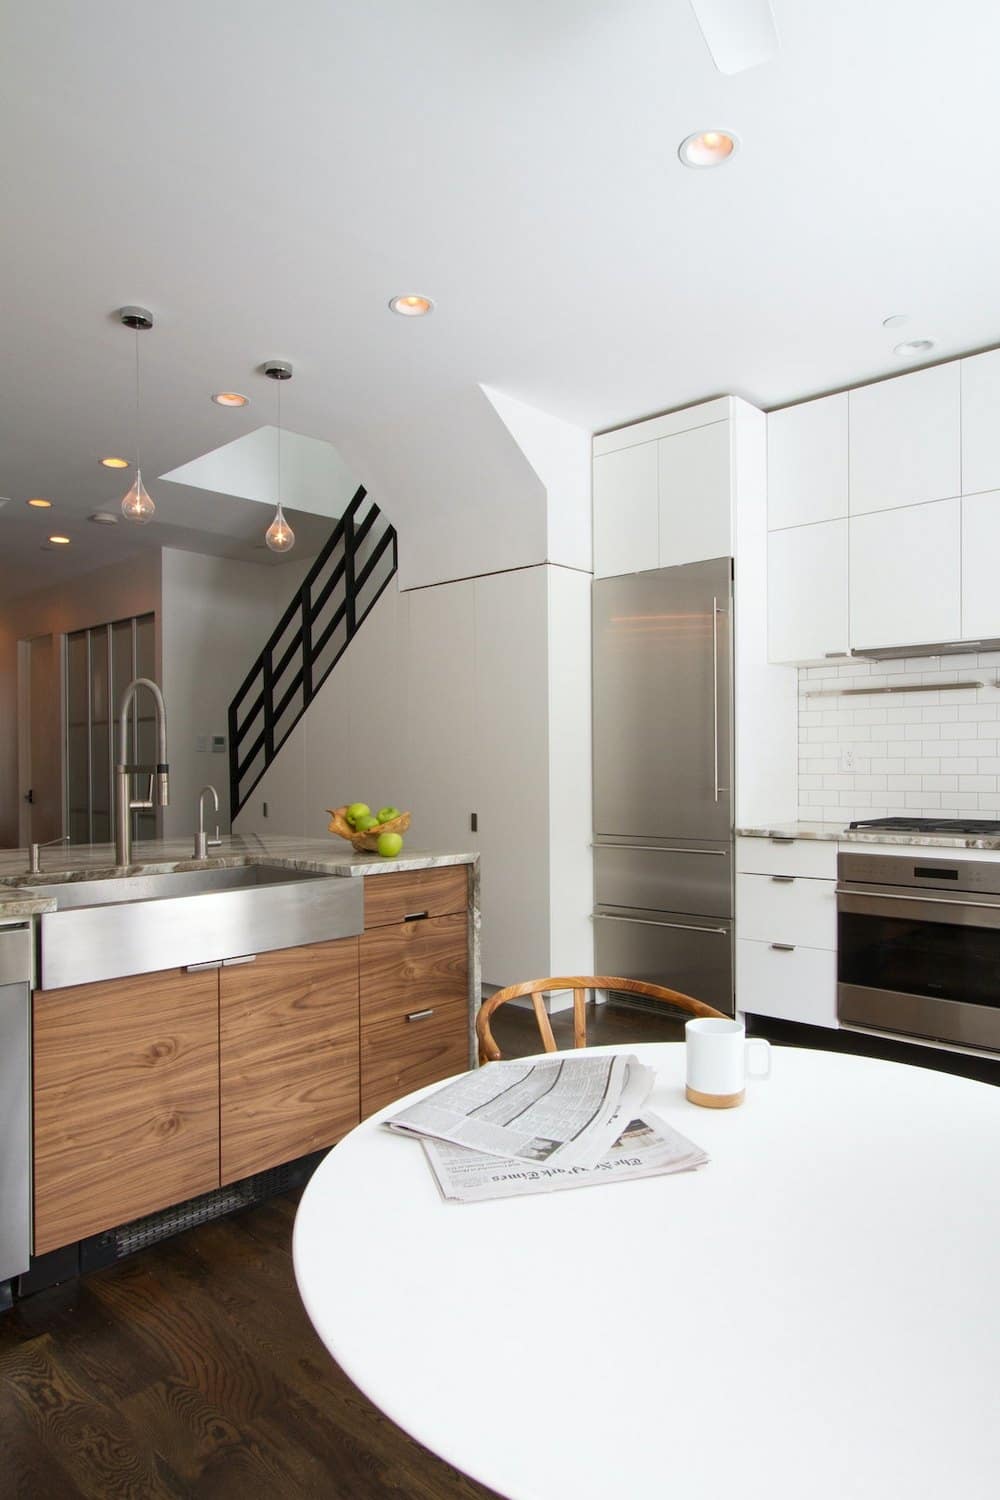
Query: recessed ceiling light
[
  {"left": 882, "top": 314, "right": 909, "bottom": 329},
  {"left": 894, "top": 338, "right": 936, "bottom": 358},
  {"left": 212, "top": 391, "right": 250, "bottom": 408},
  {"left": 47, "top": 534, "right": 71, "bottom": 545},
  {"left": 678, "top": 130, "right": 738, "bottom": 168},
  {"left": 89, "top": 511, "right": 119, "bottom": 525},
  {"left": 100, "top": 456, "right": 130, "bottom": 469},
  {"left": 27, "top": 497, "right": 53, "bottom": 508},
  {"left": 389, "top": 294, "right": 434, "bottom": 317}
]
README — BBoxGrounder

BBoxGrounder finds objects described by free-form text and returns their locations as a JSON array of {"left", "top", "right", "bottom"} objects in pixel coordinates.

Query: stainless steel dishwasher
[{"left": 0, "top": 925, "right": 32, "bottom": 1308}]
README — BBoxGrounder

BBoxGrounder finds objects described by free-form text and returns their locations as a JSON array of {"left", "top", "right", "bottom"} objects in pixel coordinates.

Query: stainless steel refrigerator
[{"left": 592, "top": 558, "right": 734, "bottom": 1014}]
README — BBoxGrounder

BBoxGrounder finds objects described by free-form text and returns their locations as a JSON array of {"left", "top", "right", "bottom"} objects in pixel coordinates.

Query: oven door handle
[{"left": 836, "top": 886, "right": 1000, "bottom": 914}]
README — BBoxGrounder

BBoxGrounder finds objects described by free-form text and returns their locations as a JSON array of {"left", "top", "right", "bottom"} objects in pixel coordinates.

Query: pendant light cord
[
  {"left": 276, "top": 374, "right": 283, "bottom": 519},
  {"left": 133, "top": 327, "right": 142, "bottom": 474}
]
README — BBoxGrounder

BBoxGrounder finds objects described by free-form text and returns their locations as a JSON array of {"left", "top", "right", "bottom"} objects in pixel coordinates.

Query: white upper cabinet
[
  {"left": 592, "top": 442, "right": 658, "bottom": 578},
  {"left": 657, "top": 420, "right": 732, "bottom": 566},
  {"left": 961, "top": 349, "right": 1000, "bottom": 497},
  {"left": 767, "top": 393, "right": 848, "bottom": 529},
  {"left": 848, "top": 363, "right": 961, "bottom": 515},
  {"left": 767, "top": 520, "right": 848, "bottom": 663},
  {"left": 961, "top": 490, "right": 1000, "bottom": 640},
  {"left": 849, "top": 499, "right": 961, "bottom": 649}
]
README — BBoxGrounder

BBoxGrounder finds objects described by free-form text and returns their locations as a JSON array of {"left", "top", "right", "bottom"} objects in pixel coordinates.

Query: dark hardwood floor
[{"left": 0, "top": 1001, "right": 680, "bottom": 1500}]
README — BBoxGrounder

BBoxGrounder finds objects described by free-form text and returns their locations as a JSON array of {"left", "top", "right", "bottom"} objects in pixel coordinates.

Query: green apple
[
  {"left": 346, "top": 802, "right": 370, "bottom": 826},
  {"left": 377, "top": 831, "right": 403, "bottom": 858},
  {"left": 354, "top": 813, "right": 378, "bottom": 831},
  {"left": 376, "top": 805, "right": 401, "bottom": 824}
]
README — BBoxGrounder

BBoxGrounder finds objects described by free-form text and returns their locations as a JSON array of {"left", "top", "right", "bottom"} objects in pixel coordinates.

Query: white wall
[
  {"left": 798, "top": 651, "right": 1000, "bottom": 823},
  {"left": 0, "top": 552, "right": 162, "bottom": 847},
  {"left": 236, "top": 564, "right": 594, "bottom": 987},
  {"left": 159, "top": 549, "right": 308, "bottom": 837}
]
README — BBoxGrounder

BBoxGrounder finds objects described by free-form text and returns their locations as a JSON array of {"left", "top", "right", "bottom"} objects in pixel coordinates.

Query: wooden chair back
[{"left": 476, "top": 975, "right": 727, "bottom": 1063}]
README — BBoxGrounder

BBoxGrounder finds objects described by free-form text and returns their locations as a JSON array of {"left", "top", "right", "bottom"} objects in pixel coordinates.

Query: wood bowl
[{"left": 326, "top": 805, "right": 412, "bottom": 853}]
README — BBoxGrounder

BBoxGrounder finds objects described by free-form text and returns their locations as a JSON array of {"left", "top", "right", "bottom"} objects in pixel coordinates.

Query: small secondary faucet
[
  {"left": 28, "top": 833, "right": 70, "bottom": 875},
  {"left": 115, "top": 677, "right": 170, "bottom": 866},
  {"left": 194, "top": 785, "right": 222, "bottom": 859}
]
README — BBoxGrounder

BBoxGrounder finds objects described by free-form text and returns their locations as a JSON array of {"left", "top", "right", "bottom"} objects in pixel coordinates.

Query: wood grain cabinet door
[
  {"left": 220, "top": 938, "right": 360, "bottom": 1184},
  {"left": 33, "top": 967, "right": 220, "bottom": 1255},
  {"left": 360, "top": 912, "right": 470, "bottom": 1117}
]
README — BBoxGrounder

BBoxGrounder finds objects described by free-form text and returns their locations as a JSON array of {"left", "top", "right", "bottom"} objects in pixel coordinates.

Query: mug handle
[{"left": 745, "top": 1038, "right": 772, "bottom": 1080}]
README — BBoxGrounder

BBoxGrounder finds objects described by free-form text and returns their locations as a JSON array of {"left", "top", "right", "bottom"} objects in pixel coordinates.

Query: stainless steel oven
[{"left": 837, "top": 852, "right": 1000, "bottom": 1053}]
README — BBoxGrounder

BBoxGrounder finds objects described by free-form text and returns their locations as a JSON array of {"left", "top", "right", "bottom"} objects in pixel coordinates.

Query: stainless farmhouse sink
[
  {"left": 23, "top": 862, "right": 322, "bottom": 911},
  {"left": 17, "top": 862, "right": 364, "bottom": 990}
]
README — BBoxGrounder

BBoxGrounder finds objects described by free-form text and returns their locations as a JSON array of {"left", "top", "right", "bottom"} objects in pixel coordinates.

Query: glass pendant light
[
  {"left": 118, "top": 306, "right": 156, "bottom": 524},
  {"left": 264, "top": 360, "right": 295, "bottom": 553}
]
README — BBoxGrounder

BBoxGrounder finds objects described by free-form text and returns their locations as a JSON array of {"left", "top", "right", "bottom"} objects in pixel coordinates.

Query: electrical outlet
[{"left": 841, "top": 747, "right": 856, "bottom": 772}]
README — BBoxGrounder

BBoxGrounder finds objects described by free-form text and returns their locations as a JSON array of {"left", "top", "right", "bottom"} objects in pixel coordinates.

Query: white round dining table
[{"left": 293, "top": 1043, "right": 1000, "bottom": 1500}]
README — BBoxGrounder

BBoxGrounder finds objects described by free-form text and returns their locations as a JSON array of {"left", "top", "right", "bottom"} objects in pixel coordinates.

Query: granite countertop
[
  {"left": 0, "top": 836, "right": 479, "bottom": 917},
  {"left": 736, "top": 821, "right": 1000, "bottom": 851}
]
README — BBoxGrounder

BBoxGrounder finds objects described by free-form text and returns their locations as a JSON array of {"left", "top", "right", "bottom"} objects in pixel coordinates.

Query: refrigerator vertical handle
[{"left": 713, "top": 597, "right": 729, "bottom": 802}]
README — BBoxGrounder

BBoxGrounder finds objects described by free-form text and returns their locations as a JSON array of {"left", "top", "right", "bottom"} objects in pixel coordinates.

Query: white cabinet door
[
  {"left": 849, "top": 499, "right": 961, "bottom": 649},
  {"left": 961, "top": 349, "right": 1000, "bottom": 497},
  {"left": 473, "top": 568, "right": 550, "bottom": 986},
  {"left": 658, "top": 420, "right": 732, "bottom": 566},
  {"left": 849, "top": 363, "right": 961, "bottom": 515},
  {"left": 767, "top": 393, "right": 848, "bottom": 529},
  {"left": 961, "top": 490, "right": 1000, "bottom": 640},
  {"left": 593, "top": 442, "right": 658, "bottom": 578},
  {"left": 767, "top": 519, "right": 848, "bottom": 663}
]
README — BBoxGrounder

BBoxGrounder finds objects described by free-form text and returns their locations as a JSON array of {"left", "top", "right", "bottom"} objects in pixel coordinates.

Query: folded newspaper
[{"left": 384, "top": 1054, "right": 708, "bottom": 1203}]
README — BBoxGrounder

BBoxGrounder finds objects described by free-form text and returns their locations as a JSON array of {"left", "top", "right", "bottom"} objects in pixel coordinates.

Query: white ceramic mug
[{"left": 685, "top": 1017, "right": 772, "bottom": 1108}]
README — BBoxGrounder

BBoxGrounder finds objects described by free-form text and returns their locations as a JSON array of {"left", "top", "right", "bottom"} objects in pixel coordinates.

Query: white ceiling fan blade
[{"left": 688, "top": 0, "right": 780, "bottom": 74}]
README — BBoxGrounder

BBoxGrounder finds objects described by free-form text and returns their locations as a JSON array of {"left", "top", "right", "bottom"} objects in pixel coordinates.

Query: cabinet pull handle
[
  {"left": 222, "top": 954, "right": 257, "bottom": 967},
  {"left": 404, "top": 910, "right": 429, "bottom": 922},
  {"left": 185, "top": 960, "right": 222, "bottom": 972},
  {"left": 770, "top": 837, "right": 795, "bottom": 844},
  {"left": 406, "top": 1008, "right": 435, "bottom": 1021},
  {"left": 593, "top": 913, "right": 728, "bottom": 935},
  {"left": 771, "top": 875, "right": 795, "bottom": 884},
  {"left": 770, "top": 943, "right": 796, "bottom": 952}
]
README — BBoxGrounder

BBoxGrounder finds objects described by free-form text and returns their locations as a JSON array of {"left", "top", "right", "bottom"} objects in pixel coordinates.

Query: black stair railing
[{"left": 228, "top": 486, "right": 397, "bottom": 818}]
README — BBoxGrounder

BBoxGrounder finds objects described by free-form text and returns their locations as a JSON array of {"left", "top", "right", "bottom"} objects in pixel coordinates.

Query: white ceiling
[{"left": 3, "top": 0, "right": 1000, "bottom": 598}]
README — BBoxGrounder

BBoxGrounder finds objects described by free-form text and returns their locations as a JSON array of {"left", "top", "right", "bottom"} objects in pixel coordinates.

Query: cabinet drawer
[
  {"left": 736, "top": 939, "right": 837, "bottom": 1029},
  {"left": 360, "top": 911, "right": 468, "bottom": 1025},
  {"left": 737, "top": 874, "right": 836, "bottom": 951},
  {"left": 735, "top": 837, "right": 837, "bottom": 879},
  {"left": 363, "top": 865, "right": 469, "bottom": 928},
  {"left": 361, "top": 999, "right": 470, "bottom": 1118}
]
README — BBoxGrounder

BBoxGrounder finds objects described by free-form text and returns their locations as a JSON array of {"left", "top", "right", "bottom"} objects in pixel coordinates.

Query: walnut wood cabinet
[
  {"left": 31, "top": 864, "right": 474, "bottom": 1253},
  {"left": 360, "top": 866, "right": 471, "bottom": 1118},
  {"left": 32, "top": 967, "right": 221, "bottom": 1255},
  {"left": 220, "top": 939, "right": 360, "bottom": 1184}
]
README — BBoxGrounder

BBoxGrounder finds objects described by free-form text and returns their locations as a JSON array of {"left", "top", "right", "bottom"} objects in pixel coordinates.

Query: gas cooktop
[{"left": 848, "top": 817, "right": 1000, "bottom": 836}]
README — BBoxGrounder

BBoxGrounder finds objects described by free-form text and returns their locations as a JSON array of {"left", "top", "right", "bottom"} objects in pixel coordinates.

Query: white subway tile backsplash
[{"left": 798, "top": 654, "right": 1000, "bottom": 820}]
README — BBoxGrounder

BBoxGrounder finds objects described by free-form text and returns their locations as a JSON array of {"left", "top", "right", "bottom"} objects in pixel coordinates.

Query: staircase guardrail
[{"left": 228, "top": 486, "right": 397, "bottom": 818}]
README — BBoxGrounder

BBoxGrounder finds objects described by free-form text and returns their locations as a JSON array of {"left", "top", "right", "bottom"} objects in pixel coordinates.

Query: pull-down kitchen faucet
[{"left": 114, "top": 677, "right": 169, "bottom": 867}]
